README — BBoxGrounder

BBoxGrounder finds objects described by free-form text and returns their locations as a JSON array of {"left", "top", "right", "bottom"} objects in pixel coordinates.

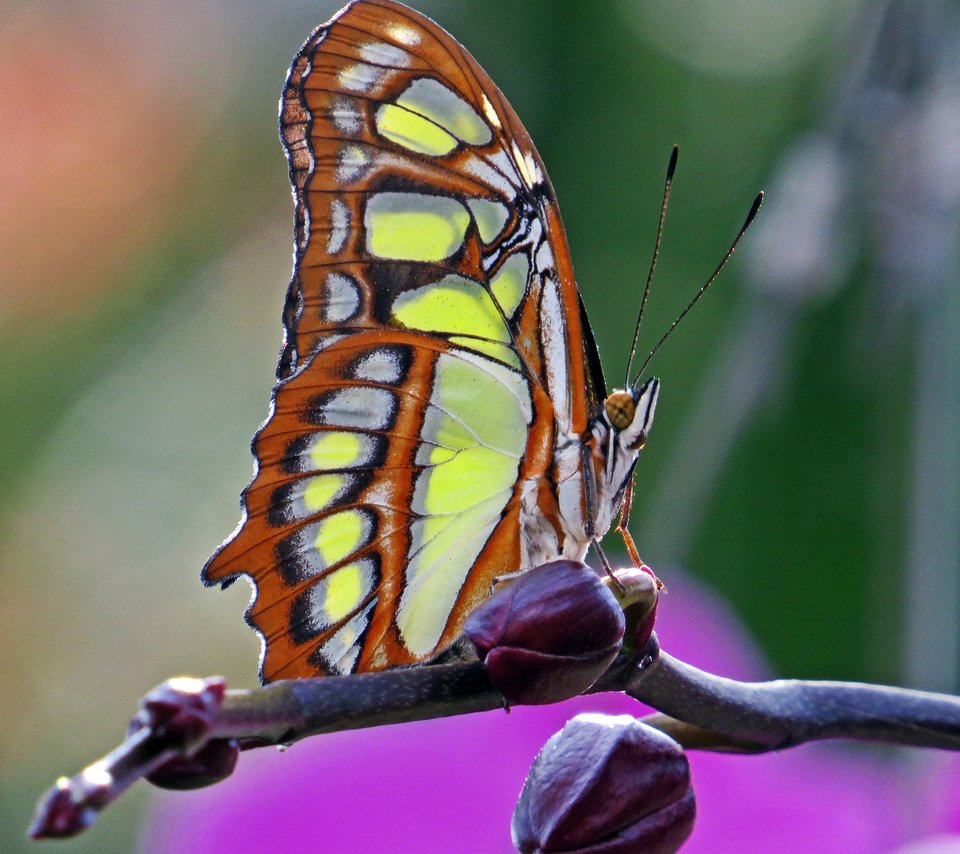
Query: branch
[
  {"left": 630, "top": 647, "right": 960, "bottom": 752},
  {"left": 28, "top": 663, "right": 503, "bottom": 839},
  {"left": 30, "top": 634, "right": 960, "bottom": 839},
  {"left": 217, "top": 660, "right": 501, "bottom": 744}
]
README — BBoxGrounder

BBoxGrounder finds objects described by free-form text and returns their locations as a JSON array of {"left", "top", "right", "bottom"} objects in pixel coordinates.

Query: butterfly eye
[{"left": 604, "top": 391, "right": 636, "bottom": 431}]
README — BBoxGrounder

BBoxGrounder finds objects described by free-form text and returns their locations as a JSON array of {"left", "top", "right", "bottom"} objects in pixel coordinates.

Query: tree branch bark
[
  {"left": 631, "top": 647, "right": 960, "bottom": 752},
  {"left": 29, "top": 636, "right": 960, "bottom": 839}
]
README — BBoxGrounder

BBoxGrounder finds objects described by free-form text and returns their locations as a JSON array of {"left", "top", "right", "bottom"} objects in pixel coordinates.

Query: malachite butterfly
[{"left": 203, "top": 0, "right": 659, "bottom": 682}]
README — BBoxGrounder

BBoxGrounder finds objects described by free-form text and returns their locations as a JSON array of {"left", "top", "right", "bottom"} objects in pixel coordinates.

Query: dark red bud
[
  {"left": 512, "top": 714, "right": 695, "bottom": 854},
  {"left": 464, "top": 560, "right": 625, "bottom": 705},
  {"left": 129, "top": 675, "right": 227, "bottom": 753},
  {"left": 27, "top": 778, "right": 103, "bottom": 839},
  {"left": 144, "top": 738, "right": 239, "bottom": 790},
  {"left": 125, "top": 675, "right": 231, "bottom": 790}
]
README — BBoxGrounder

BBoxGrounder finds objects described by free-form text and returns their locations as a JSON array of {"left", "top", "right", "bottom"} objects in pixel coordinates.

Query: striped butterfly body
[{"left": 203, "top": 0, "right": 658, "bottom": 682}]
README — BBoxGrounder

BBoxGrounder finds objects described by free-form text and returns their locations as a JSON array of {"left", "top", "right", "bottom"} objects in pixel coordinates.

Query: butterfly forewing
[{"left": 203, "top": 0, "right": 605, "bottom": 681}]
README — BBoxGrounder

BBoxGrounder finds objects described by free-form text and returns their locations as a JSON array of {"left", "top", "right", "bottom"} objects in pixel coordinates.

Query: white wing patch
[
  {"left": 539, "top": 278, "right": 570, "bottom": 430},
  {"left": 322, "top": 272, "right": 361, "bottom": 322},
  {"left": 313, "top": 387, "right": 396, "bottom": 430},
  {"left": 327, "top": 199, "right": 350, "bottom": 255},
  {"left": 359, "top": 41, "right": 411, "bottom": 68}
]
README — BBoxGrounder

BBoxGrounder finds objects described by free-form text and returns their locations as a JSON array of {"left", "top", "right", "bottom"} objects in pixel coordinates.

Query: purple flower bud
[
  {"left": 512, "top": 714, "right": 695, "bottom": 854},
  {"left": 125, "top": 676, "right": 235, "bottom": 789},
  {"left": 28, "top": 778, "right": 103, "bottom": 839},
  {"left": 144, "top": 738, "right": 239, "bottom": 790},
  {"left": 464, "top": 560, "right": 625, "bottom": 705},
  {"left": 129, "top": 676, "right": 227, "bottom": 753}
]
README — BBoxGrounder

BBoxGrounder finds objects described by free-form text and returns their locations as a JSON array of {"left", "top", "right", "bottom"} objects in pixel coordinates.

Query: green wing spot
[
  {"left": 313, "top": 510, "right": 366, "bottom": 568},
  {"left": 431, "top": 351, "right": 529, "bottom": 454},
  {"left": 308, "top": 431, "right": 363, "bottom": 470},
  {"left": 366, "top": 193, "right": 470, "bottom": 261},
  {"left": 397, "top": 350, "right": 532, "bottom": 657},
  {"left": 303, "top": 473, "right": 346, "bottom": 513},
  {"left": 420, "top": 445, "right": 516, "bottom": 515},
  {"left": 395, "top": 78, "right": 492, "bottom": 145},
  {"left": 393, "top": 274, "right": 508, "bottom": 341},
  {"left": 398, "top": 492, "right": 507, "bottom": 656},
  {"left": 375, "top": 103, "right": 458, "bottom": 156},
  {"left": 323, "top": 562, "right": 365, "bottom": 623},
  {"left": 467, "top": 198, "right": 510, "bottom": 243},
  {"left": 416, "top": 410, "right": 477, "bottom": 461},
  {"left": 490, "top": 253, "right": 529, "bottom": 318}
]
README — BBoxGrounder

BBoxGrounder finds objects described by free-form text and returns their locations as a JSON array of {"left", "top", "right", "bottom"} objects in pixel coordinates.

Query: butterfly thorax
[
  {"left": 521, "top": 431, "right": 592, "bottom": 566},
  {"left": 522, "top": 378, "right": 660, "bottom": 568}
]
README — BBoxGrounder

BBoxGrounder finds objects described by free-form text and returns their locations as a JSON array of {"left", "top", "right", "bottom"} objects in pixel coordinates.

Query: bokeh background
[{"left": 2, "top": 0, "right": 959, "bottom": 851}]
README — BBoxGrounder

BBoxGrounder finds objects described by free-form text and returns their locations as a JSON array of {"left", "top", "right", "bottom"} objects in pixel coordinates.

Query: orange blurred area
[{"left": 0, "top": 4, "right": 220, "bottom": 322}]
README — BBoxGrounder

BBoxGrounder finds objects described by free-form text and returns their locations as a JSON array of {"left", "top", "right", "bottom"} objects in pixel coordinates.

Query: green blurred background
[{"left": 2, "top": 0, "right": 958, "bottom": 850}]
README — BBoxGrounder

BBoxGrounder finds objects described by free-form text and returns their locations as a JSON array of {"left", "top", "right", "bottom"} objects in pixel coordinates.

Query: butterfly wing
[{"left": 203, "top": 0, "right": 605, "bottom": 681}]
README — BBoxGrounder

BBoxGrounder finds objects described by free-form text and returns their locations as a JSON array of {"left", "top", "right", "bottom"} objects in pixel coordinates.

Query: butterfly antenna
[
  {"left": 633, "top": 191, "right": 764, "bottom": 385},
  {"left": 623, "top": 145, "right": 679, "bottom": 389}
]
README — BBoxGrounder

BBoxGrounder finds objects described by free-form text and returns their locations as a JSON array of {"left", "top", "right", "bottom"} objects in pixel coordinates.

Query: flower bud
[
  {"left": 512, "top": 714, "right": 695, "bottom": 854},
  {"left": 127, "top": 676, "right": 237, "bottom": 790},
  {"left": 28, "top": 778, "right": 102, "bottom": 839},
  {"left": 130, "top": 676, "right": 226, "bottom": 748},
  {"left": 464, "top": 560, "right": 625, "bottom": 705},
  {"left": 144, "top": 738, "right": 240, "bottom": 790}
]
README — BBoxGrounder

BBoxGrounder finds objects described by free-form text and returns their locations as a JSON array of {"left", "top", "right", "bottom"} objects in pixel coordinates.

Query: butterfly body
[{"left": 203, "top": 0, "right": 658, "bottom": 682}]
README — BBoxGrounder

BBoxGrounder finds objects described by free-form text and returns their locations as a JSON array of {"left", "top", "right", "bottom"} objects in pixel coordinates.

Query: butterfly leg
[
  {"left": 616, "top": 483, "right": 664, "bottom": 591},
  {"left": 617, "top": 480, "right": 661, "bottom": 580},
  {"left": 592, "top": 539, "right": 627, "bottom": 595},
  {"left": 490, "top": 568, "right": 526, "bottom": 594},
  {"left": 616, "top": 481, "right": 645, "bottom": 567}
]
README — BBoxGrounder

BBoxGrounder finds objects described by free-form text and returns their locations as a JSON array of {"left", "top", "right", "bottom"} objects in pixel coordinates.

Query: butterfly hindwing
[{"left": 203, "top": 0, "right": 605, "bottom": 681}]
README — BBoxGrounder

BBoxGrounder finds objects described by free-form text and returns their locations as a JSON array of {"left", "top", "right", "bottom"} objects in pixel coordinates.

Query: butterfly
[{"left": 203, "top": 0, "right": 660, "bottom": 682}]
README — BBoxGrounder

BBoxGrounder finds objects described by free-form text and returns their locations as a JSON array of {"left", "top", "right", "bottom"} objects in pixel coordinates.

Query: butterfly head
[
  {"left": 580, "top": 378, "right": 660, "bottom": 539},
  {"left": 603, "top": 378, "right": 659, "bottom": 453}
]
